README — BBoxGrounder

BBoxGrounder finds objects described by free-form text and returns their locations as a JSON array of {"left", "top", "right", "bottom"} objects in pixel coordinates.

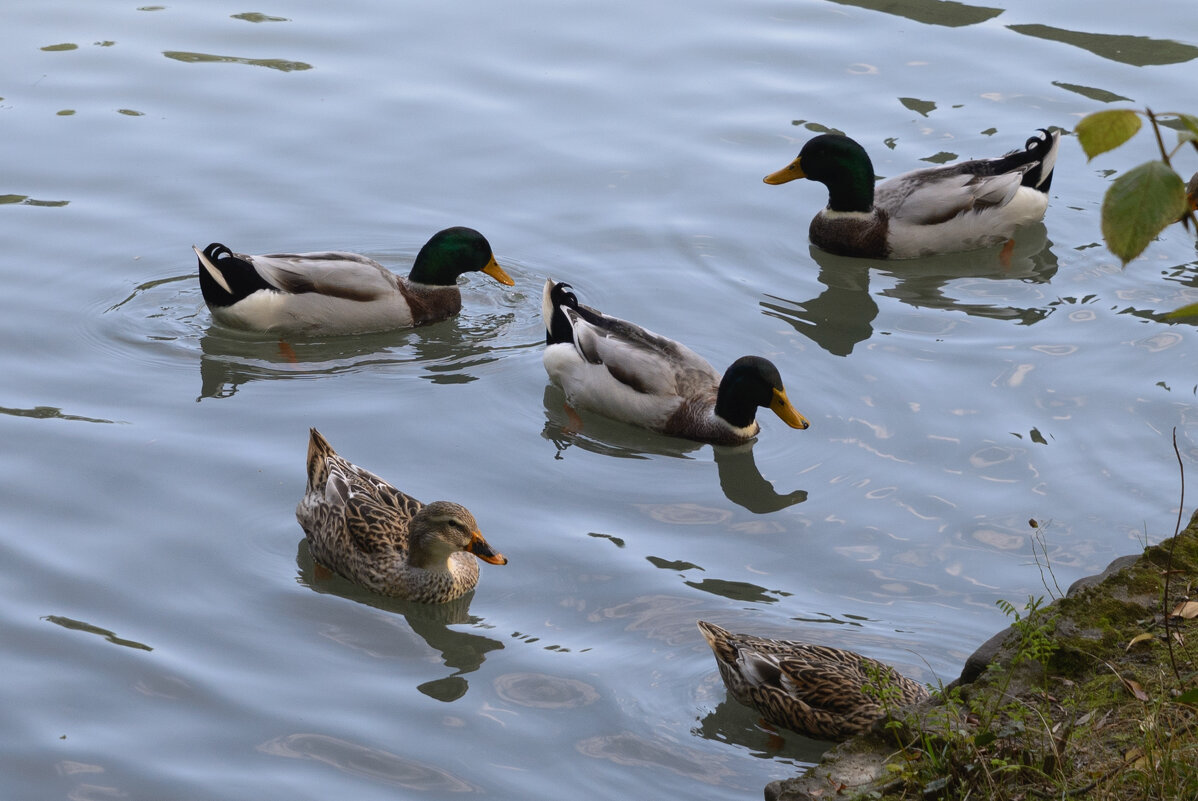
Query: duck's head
[
  {"left": 408, "top": 227, "right": 515, "bottom": 287},
  {"left": 715, "top": 356, "right": 810, "bottom": 432},
  {"left": 409, "top": 500, "right": 508, "bottom": 568},
  {"left": 764, "top": 134, "right": 876, "bottom": 213}
]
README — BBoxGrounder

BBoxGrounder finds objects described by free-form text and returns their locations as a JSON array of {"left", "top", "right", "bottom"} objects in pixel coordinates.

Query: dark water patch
[
  {"left": 162, "top": 51, "right": 313, "bottom": 72},
  {"left": 1008, "top": 24, "right": 1198, "bottom": 66},
  {"left": 1, "top": 194, "right": 69, "bottom": 207},
  {"left": 232, "top": 12, "right": 290, "bottom": 23},
  {"left": 829, "top": 0, "right": 1003, "bottom": 27},
  {"left": 0, "top": 405, "right": 120, "bottom": 424},
  {"left": 42, "top": 615, "right": 153, "bottom": 651},
  {"left": 1052, "top": 81, "right": 1133, "bottom": 104}
]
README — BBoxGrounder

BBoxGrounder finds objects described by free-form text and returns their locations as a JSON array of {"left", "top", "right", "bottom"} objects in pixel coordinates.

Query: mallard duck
[
  {"left": 764, "top": 128, "right": 1060, "bottom": 259},
  {"left": 697, "top": 621, "right": 930, "bottom": 741},
  {"left": 296, "top": 428, "right": 507, "bottom": 603},
  {"left": 195, "top": 226, "right": 514, "bottom": 335},
  {"left": 541, "top": 280, "right": 809, "bottom": 445}
]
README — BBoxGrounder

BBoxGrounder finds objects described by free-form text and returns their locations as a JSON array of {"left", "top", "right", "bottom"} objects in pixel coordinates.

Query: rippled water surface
[{"left": 3, "top": 1, "right": 1196, "bottom": 798}]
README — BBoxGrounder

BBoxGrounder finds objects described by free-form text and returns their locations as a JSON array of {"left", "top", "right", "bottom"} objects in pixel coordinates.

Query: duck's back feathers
[
  {"left": 698, "top": 621, "right": 930, "bottom": 741},
  {"left": 880, "top": 128, "right": 1058, "bottom": 225}
]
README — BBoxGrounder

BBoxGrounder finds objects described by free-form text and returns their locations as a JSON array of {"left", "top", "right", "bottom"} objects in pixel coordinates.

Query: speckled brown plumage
[
  {"left": 697, "top": 621, "right": 930, "bottom": 741},
  {"left": 296, "top": 428, "right": 507, "bottom": 603}
]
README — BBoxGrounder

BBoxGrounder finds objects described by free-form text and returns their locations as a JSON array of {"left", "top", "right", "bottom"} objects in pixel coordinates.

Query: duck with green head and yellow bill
[
  {"left": 195, "top": 226, "right": 513, "bottom": 335},
  {"left": 765, "top": 128, "right": 1059, "bottom": 259},
  {"left": 296, "top": 428, "right": 507, "bottom": 603},
  {"left": 541, "top": 280, "right": 809, "bottom": 445}
]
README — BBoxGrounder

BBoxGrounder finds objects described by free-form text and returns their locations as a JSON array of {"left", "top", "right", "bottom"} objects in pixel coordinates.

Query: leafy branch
[{"left": 1075, "top": 109, "right": 1198, "bottom": 276}]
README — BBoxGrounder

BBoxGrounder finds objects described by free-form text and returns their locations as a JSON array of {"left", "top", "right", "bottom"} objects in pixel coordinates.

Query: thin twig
[
  {"left": 1162, "top": 427, "right": 1186, "bottom": 682},
  {"left": 1147, "top": 108, "right": 1173, "bottom": 168}
]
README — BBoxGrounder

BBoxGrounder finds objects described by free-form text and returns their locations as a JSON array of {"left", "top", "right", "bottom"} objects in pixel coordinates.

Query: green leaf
[
  {"left": 1177, "top": 688, "right": 1198, "bottom": 705},
  {"left": 1178, "top": 113, "right": 1198, "bottom": 138},
  {"left": 1077, "top": 109, "right": 1142, "bottom": 160},
  {"left": 974, "top": 730, "right": 997, "bottom": 748},
  {"left": 1101, "top": 161, "right": 1188, "bottom": 264},
  {"left": 1167, "top": 302, "right": 1198, "bottom": 320}
]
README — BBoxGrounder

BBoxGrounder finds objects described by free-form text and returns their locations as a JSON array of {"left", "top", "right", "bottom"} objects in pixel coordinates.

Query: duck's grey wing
[
  {"left": 565, "top": 305, "right": 718, "bottom": 396},
  {"left": 880, "top": 167, "right": 1026, "bottom": 226},
  {"left": 246, "top": 252, "right": 402, "bottom": 301}
]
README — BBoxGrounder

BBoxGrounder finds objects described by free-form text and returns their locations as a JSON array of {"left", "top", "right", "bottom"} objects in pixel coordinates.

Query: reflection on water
[
  {"left": 0, "top": 405, "right": 118, "bottom": 424},
  {"left": 162, "top": 51, "right": 313, "bottom": 72},
  {"left": 575, "top": 731, "right": 735, "bottom": 786},
  {"left": 258, "top": 733, "right": 478, "bottom": 791},
  {"left": 0, "top": 194, "right": 69, "bottom": 207},
  {"left": 683, "top": 578, "right": 783, "bottom": 605},
  {"left": 295, "top": 540, "right": 504, "bottom": 702},
  {"left": 714, "top": 445, "right": 807, "bottom": 514},
  {"left": 1008, "top": 24, "right": 1198, "bottom": 66},
  {"left": 763, "top": 229, "right": 1058, "bottom": 355},
  {"left": 828, "top": 0, "right": 1002, "bottom": 28},
  {"left": 104, "top": 270, "right": 529, "bottom": 399},
  {"left": 543, "top": 388, "right": 807, "bottom": 512},
  {"left": 492, "top": 672, "right": 599, "bottom": 709},
  {"left": 42, "top": 615, "right": 153, "bottom": 651},
  {"left": 693, "top": 695, "right": 831, "bottom": 765},
  {"left": 197, "top": 310, "right": 519, "bottom": 398},
  {"left": 197, "top": 327, "right": 416, "bottom": 400},
  {"left": 540, "top": 385, "right": 699, "bottom": 461}
]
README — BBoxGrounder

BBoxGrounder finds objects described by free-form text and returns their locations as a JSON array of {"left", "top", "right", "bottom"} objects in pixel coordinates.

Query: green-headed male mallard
[
  {"left": 296, "top": 428, "right": 507, "bottom": 603},
  {"left": 698, "top": 620, "right": 930, "bottom": 741},
  {"left": 764, "top": 128, "right": 1060, "bottom": 259},
  {"left": 541, "top": 280, "right": 809, "bottom": 445},
  {"left": 196, "top": 226, "right": 514, "bottom": 335}
]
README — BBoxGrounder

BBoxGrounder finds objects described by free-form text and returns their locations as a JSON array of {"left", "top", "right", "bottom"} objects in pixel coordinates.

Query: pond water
[{"left": 2, "top": 1, "right": 1196, "bottom": 798}]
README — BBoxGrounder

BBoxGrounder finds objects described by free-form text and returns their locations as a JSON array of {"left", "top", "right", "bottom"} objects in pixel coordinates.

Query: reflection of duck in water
[
  {"left": 541, "top": 280, "right": 810, "bottom": 445},
  {"left": 764, "top": 129, "right": 1059, "bottom": 259},
  {"left": 712, "top": 445, "right": 806, "bottom": 514},
  {"left": 761, "top": 228, "right": 1058, "bottom": 357},
  {"left": 296, "top": 428, "right": 507, "bottom": 603},
  {"left": 195, "top": 227, "right": 513, "bottom": 335},
  {"left": 697, "top": 621, "right": 930, "bottom": 741}
]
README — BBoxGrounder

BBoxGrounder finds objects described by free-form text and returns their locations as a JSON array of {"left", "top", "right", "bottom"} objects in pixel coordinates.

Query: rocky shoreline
[{"left": 765, "top": 509, "right": 1198, "bottom": 801}]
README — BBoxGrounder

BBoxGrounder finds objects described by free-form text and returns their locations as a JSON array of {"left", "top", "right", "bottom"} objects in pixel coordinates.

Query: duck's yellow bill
[
  {"left": 763, "top": 156, "right": 805, "bottom": 185},
  {"left": 483, "top": 257, "right": 515, "bottom": 286},
  {"left": 468, "top": 530, "right": 509, "bottom": 565},
  {"left": 770, "top": 387, "right": 810, "bottom": 430}
]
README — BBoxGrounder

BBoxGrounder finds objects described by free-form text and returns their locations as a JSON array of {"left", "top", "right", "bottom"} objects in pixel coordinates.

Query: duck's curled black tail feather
[
  {"left": 545, "top": 281, "right": 581, "bottom": 346},
  {"left": 1019, "top": 128, "right": 1059, "bottom": 193},
  {"left": 196, "top": 243, "right": 276, "bottom": 308}
]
